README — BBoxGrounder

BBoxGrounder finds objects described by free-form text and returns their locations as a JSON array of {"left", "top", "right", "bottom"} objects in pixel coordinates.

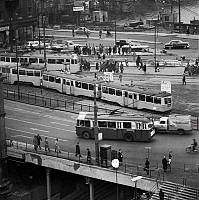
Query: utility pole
[
  {"left": 114, "top": 21, "right": 117, "bottom": 46},
  {"left": 42, "top": 0, "right": 47, "bottom": 68},
  {"left": 0, "top": 76, "right": 10, "bottom": 196},
  {"left": 178, "top": 0, "right": 181, "bottom": 33},
  {"left": 154, "top": 23, "right": 157, "bottom": 72},
  {"left": 94, "top": 84, "right": 99, "bottom": 164},
  {"left": 170, "top": 0, "right": 174, "bottom": 33}
]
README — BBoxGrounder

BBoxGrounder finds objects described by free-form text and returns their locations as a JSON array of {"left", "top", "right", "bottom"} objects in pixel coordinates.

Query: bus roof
[{"left": 78, "top": 112, "right": 150, "bottom": 122}]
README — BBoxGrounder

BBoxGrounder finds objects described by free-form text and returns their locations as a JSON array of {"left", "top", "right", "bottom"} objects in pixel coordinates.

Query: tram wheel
[
  {"left": 82, "top": 131, "right": 90, "bottom": 139},
  {"left": 124, "top": 133, "right": 133, "bottom": 142}
]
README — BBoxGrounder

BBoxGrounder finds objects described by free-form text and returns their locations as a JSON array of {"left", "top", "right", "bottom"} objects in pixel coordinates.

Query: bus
[
  {"left": 0, "top": 53, "right": 80, "bottom": 73},
  {"left": 76, "top": 112, "right": 155, "bottom": 142}
]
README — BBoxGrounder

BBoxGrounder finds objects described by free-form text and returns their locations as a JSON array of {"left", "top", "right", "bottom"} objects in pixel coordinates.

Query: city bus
[{"left": 76, "top": 112, "right": 155, "bottom": 142}]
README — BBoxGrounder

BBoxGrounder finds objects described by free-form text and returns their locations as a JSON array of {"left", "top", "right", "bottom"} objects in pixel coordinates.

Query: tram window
[
  {"left": 85, "top": 120, "right": 90, "bottom": 127},
  {"left": 57, "top": 59, "right": 64, "bottom": 64},
  {"left": 125, "top": 91, "right": 128, "bottom": 97},
  {"left": 48, "top": 59, "right": 56, "bottom": 64},
  {"left": 66, "top": 80, "right": 70, "bottom": 86},
  {"left": 34, "top": 71, "right": 40, "bottom": 77},
  {"left": 102, "top": 86, "right": 108, "bottom": 93},
  {"left": 139, "top": 94, "right": 145, "bottom": 101},
  {"left": 164, "top": 98, "right": 168, "bottom": 104},
  {"left": 11, "top": 57, "right": 17, "bottom": 62},
  {"left": 0, "top": 57, "right": 5, "bottom": 61},
  {"left": 129, "top": 94, "right": 133, "bottom": 99},
  {"left": 160, "top": 121, "right": 165, "bottom": 124},
  {"left": 29, "top": 58, "right": 38, "bottom": 63},
  {"left": 43, "top": 75, "right": 48, "bottom": 81},
  {"left": 27, "top": 71, "right": 33, "bottom": 76},
  {"left": 75, "top": 81, "right": 81, "bottom": 88},
  {"left": 168, "top": 98, "right": 171, "bottom": 103},
  {"left": 55, "top": 77, "right": 61, "bottom": 83},
  {"left": 98, "top": 121, "right": 107, "bottom": 128},
  {"left": 108, "top": 88, "right": 115, "bottom": 95},
  {"left": 6, "top": 57, "right": 10, "bottom": 62},
  {"left": 142, "top": 123, "right": 147, "bottom": 129},
  {"left": 116, "top": 90, "right": 122, "bottom": 96},
  {"left": 71, "top": 81, "right": 74, "bottom": 86},
  {"left": 108, "top": 121, "right": 116, "bottom": 128},
  {"left": 123, "top": 122, "right": 131, "bottom": 129},
  {"left": 134, "top": 93, "right": 137, "bottom": 99},
  {"left": 39, "top": 58, "right": 44, "bottom": 63},
  {"left": 2, "top": 68, "right": 5, "bottom": 73},
  {"left": 12, "top": 69, "right": 17, "bottom": 74},
  {"left": 71, "top": 59, "right": 74, "bottom": 64},
  {"left": 49, "top": 76, "right": 55, "bottom": 82},
  {"left": 136, "top": 123, "right": 142, "bottom": 129},
  {"left": 75, "top": 59, "right": 77, "bottom": 64},
  {"left": 20, "top": 58, "right": 27, "bottom": 63},
  {"left": 2, "top": 67, "right": 9, "bottom": 73},
  {"left": 79, "top": 120, "right": 84, "bottom": 126},
  {"left": 154, "top": 97, "right": 161, "bottom": 104},
  {"left": 19, "top": 70, "right": 25, "bottom": 75},
  {"left": 82, "top": 82, "right": 88, "bottom": 90},
  {"left": 65, "top": 59, "right": 70, "bottom": 63},
  {"left": 89, "top": 84, "right": 94, "bottom": 90},
  {"left": 146, "top": 96, "right": 153, "bottom": 103},
  {"left": 63, "top": 79, "right": 66, "bottom": 84}
]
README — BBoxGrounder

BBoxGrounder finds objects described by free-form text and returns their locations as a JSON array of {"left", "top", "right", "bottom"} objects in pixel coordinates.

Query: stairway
[{"left": 150, "top": 181, "right": 199, "bottom": 200}]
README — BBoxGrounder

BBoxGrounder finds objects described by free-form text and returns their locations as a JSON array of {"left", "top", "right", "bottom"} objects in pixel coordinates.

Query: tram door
[
  {"left": 62, "top": 79, "right": 71, "bottom": 95},
  {"left": 70, "top": 80, "right": 75, "bottom": 95},
  {"left": 116, "top": 122, "right": 123, "bottom": 139},
  {"left": 123, "top": 91, "right": 129, "bottom": 107},
  {"left": 123, "top": 91, "right": 134, "bottom": 108}
]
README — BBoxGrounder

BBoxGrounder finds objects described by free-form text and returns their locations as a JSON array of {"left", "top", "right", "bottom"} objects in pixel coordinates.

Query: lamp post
[
  {"left": 131, "top": 176, "right": 142, "bottom": 200},
  {"left": 15, "top": 37, "right": 20, "bottom": 100},
  {"left": 112, "top": 159, "right": 119, "bottom": 200},
  {"left": 154, "top": 22, "right": 157, "bottom": 72}
]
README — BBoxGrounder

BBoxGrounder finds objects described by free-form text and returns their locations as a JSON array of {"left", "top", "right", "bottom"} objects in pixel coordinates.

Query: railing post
[
  {"left": 197, "top": 116, "right": 199, "bottom": 130},
  {"left": 89, "top": 104, "right": 90, "bottom": 112},
  {"left": 28, "top": 93, "right": 29, "bottom": 104},
  {"left": 50, "top": 98, "right": 52, "bottom": 108},
  {"left": 35, "top": 94, "right": 36, "bottom": 105},
  {"left": 65, "top": 100, "right": 66, "bottom": 111},
  {"left": 26, "top": 142, "right": 27, "bottom": 150},
  {"left": 124, "top": 163, "right": 127, "bottom": 173},
  {"left": 17, "top": 141, "right": 18, "bottom": 149},
  {"left": 73, "top": 102, "right": 74, "bottom": 111},
  {"left": 81, "top": 104, "right": 82, "bottom": 111}
]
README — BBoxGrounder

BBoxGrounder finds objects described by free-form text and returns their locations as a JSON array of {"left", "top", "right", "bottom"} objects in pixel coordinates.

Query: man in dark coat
[
  {"left": 162, "top": 156, "right": 168, "bottom": 172},
  {"left": 75, "top": 142, "right": 81, "bottom": 157},
  {"left": 36, "top": 134, "right": 42, "bottom": 150},
  {"left": 87, "top": 148, "right": 91, "bottom": 164},
  {"left": 159, "top": 189, "right": 164, "bottom": 200},
  {"left": 118, "top": 149, "right": 123, "bottom": 164},
  {"left": 144, "top": 158, "right": 150, "bottom": 175}
]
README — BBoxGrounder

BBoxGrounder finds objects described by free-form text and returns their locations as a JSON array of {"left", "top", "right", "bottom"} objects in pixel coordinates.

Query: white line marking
[
  {"left": 30, "top": 128, "right": 49, "bottom": 133},
  {"left": 50, "top": 122, "right": 70, "bottom": 126},
  {"left": 7, "top": 128, "right": 71, "bottom": 142},
  {"left": 6, "top": 117, "right": 71, "bottom": 131}
]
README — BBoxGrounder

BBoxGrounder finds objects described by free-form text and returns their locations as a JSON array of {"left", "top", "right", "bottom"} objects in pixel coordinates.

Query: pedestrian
[
  {"left": 75, "top": 142, "right": 81, "bottom": 157},
  {"left": 118, "top": 149, "right": 123, "bottom": 165},
  {"left": 44, "top": 137, "right": 50, "bottom": 152},
  {"left": 36, "top": 134, "right": 42, "bottom": 150},
  {"left": 144, "top": 158, "right": 150, "bottom": 175},
  {"left": 33, "top": 135, "right": 38, "bottom": 152},
  {"left": 143, "top": 63, "right": 146, "bottom": 74},
  {"left": 99, "top": 29, "right": 102, "bottom": 38},
  {"left": 162, "top": 156, "right": 168, "bottom": 172},
  {"left": 87, "top": 148, "right": 91, "bottom": 164},
  {"left": 119, "top": 74, "right": 122, "bottom": 83},
  {"left": 55, "top": 138, "right": 61, "bottom": 153},
  {"left": 168, "top": 152, "right": 172, "bottom": 172},
  {"left": 159, "top": 189, "right": 164, "bottom": 200},
  {"left": 72, "top": 28, "right": 75, "bottom": 37},
  {"left": 182, "top": 74, "right": 186, "bottom": 85}
]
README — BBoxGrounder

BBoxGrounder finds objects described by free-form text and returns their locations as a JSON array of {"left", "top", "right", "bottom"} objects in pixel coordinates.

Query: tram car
[
  {"left": 42, "top": 71, "right": 172, "bottom": 112},
  {"left": 0, "top": 53, "right": 80, "bottom": 73}
]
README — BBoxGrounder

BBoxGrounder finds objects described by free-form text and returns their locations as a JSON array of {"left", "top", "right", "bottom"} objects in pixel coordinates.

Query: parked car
[
  {"left": 74, "top": 27, "right": 91, "bottom": 37},
  {"left": 116, "top": 40, "right": 129, "bottom": 47},
  {"left": 65, "top": 40, "right": 80, "bottom": 51},
  {"left": 164, "top": 40, "right": 190, "bottom": 49}
]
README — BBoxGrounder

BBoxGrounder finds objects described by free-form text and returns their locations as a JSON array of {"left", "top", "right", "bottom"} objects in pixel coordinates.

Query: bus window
[
  {"left": 75, "top": 81, "right": 81, "bottom": 88},
  {"left": 89, "top": 84, "right": 94, "bottom": 90},
  {"left": 78, "top": 120, "right": 84, "bottom": 126},
  {"left": 6, "top": 57, "right": 10, "bottom": 62},
  {"left": 146, "top": 96, "right": 153, "bottom": 103},
  {"left": 48, "top": 59, "right": 56, "bottom": 64},
  {"left": 27, "top": 71, "right": 34, "bottom": 76},
  {"left": 154, "top": 97, "right": 161, "bottom": 104},
  {"left": 102, "top": 86, "right": 108, "bottom": 93},
  {"left": 39, "top": 58, "right": 44, "bottom": 63},
  {"left": 116, "top": 90, "right": 122, "bottom": 96},
  {"left": 57, "top": 59, "right": 64, "bottom": 64},
  {"left": 65, "top": 59, "right": 70, "bottom": 63},
  {"left": 108, "top": 121, "right": 116, "bottom": 128},
  {"left": 34, "top": 71, "right": 41, "bottom": 77},
  {"left": 82, "top": 82, "right": 88, "bottom": 90},
  {"left": 49, "top": 76, "right": 55, "bottom": 82},
  {"left": 71, "top": 59, "right": 74, "bottom": 64},
  {"left": 55, "top": 77, "right": 61, "bottom": 83},
  {"left": 123, "top": 122, "right": 131, "bottom": 129},
  {"left": 43, "top": 75, "right": 48, "bottom": 81},
  {"left": 98, "top": 121, "right": 107, "bottom": 128},
  {"left": 85, "top": 120, "right": 90, "bottom": 127},
  {"left": 29, "top": 58, "right": 38, "bottom": 63},
  {"left": 139, "top": 94, "right": 145, "bottom": 101},
  {"left": 108, "top": 88, "right": 115, "bottom": 95},
  {"left": 19, "top": 70, "right": 25, "bottom": 75},
  {"left": 134, "top": 93, "right": 137, "bottom": 100},
  {"left": 12, "top": 69, "right": 17, "bottom": 74},
  {"left": 0, "top": 57, "right": 5, "bottom": 61}
]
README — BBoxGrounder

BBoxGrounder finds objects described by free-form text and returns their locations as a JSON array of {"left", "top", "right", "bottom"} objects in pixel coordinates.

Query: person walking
[
  {"left": 168, "top": 152, "right": 172, "bottom": 172},
  {"left": 36, "top": 134, "right": 42, "bottom": 150},
  {"left": 118, "top": 149, "right": 123, "bottom": 165},
  {"left": 33, "top": 135, "right": 38, "bottom": 152},
  {"left": 144, "top": 158, "right": 150, "bottom": 175},
  {"left": 44, "top": 137, "right": 50, "bottom": 152},
  {"left": 75, "top": 142, "right": 81, "bottom": 157},
  {"left": 55, "top": 138, "right": 61, "bottom": 153},
  {"left": 162, "top": 156, "right": 168, "bottom": 172},
  {"left": 99, "top": 29, "right": 102, "bottom": 38},
  {"left": 72, "top": 28, "right": 75, "bottom": 37},
  {"left": 182, "top": 74, "right": 186, "bottom": 85},
  {"left": 87, "top": 148, "right": 91, "bottom": 164},
  {"left": 159, "top": 189, "right": 164, "bottom": 200}
]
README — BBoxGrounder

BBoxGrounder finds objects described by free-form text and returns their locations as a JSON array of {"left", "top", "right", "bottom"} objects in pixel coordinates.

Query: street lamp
[
  {"left": 131, "top": 176, "right": 143, "bottom": 200},
  {"left": 112, "top": 159, "right": 120, "bottom": 200}
]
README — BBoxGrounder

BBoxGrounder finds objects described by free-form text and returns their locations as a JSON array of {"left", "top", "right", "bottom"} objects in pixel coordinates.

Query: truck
[{"left": 154, "top": 114, "right": 192, "bottom": 134}]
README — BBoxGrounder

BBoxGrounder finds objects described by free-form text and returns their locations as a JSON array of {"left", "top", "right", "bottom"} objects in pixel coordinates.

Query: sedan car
[
  {"left": 164, "top": 40, "right": 190, "bottom": 49},
  {"left": 74, "top": 27, "right": 91, "bottom": 37}
]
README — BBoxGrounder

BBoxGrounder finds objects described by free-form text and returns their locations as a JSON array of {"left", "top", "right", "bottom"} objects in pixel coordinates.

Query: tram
[
  {"left": 0, "top": 53, "right": 80, "bottom": 73},
  {"left": 76, "top": 112, "right": 155, "bottom": 142}
]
